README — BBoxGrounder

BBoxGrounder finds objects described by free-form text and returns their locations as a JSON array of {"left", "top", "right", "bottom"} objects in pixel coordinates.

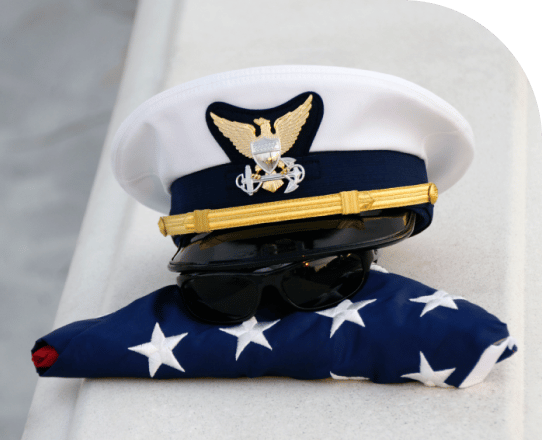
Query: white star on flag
[
  {"left": 370, "top": 263, "right": 389, "bottom": 273},
  {"left": 219, "top": 317, "right": 279, "bottom": 360},
  {"left": 330, "top": 372, "right": 368, "bottom": 381},
  {"left": 128, "top": 322, "right": 187, "bottom": 377},
  {"left": 410, "top": 290, "right": 464, "bottom": 317},
  {"left": 316, "top": 298, "right": 376, "bottom": 337},
  {"left": 401, "top": 352, "right": 456, "bottom": 387}
]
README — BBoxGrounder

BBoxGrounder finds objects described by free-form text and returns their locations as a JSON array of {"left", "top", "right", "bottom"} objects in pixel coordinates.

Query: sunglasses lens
[
  {"left": 281, "top": 253, "right": 366, "bottom": 309},
  {"left": 182, "top": 276, "right": 260, "bottom": 323}
]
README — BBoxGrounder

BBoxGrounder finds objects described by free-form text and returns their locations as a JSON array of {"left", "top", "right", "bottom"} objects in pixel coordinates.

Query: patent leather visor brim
[{"left": 169, "top": 209, "right": 414, "bottom": 272}]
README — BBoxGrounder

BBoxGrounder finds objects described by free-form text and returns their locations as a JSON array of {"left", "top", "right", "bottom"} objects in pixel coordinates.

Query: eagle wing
[
  {"left": 209, "top": 112, "right": 257, "bottom": 158},
  {"left": 274, "top": 94, "right": 313, "bottom": 155}
]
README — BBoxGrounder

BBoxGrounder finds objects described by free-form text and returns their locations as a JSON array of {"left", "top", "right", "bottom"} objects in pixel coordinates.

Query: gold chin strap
[{"left": 158, "top": 183, "right": 438, "bottom": 237}]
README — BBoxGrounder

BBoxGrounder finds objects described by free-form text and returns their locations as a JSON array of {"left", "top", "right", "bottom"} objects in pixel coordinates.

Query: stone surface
[
  {"left": 21, "top": 0, "right": 542, "bottom": 439},
  {"left": 0, "top": 1, "right": 136, "bottom": 439}
]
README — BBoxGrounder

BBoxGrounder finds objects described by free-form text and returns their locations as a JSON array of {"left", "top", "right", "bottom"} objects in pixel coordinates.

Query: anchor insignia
[{"left": 210, "top": 94, "right": 312, "bottom": 195}]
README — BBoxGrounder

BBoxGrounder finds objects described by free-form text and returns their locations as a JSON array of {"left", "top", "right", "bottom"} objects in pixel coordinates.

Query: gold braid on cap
[{"left": 158, "top": 183, "right": 438, "bottom": 237}]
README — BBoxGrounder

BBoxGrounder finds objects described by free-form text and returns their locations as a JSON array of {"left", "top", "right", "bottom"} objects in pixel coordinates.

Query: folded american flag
[{"left": 32, "top": 267, "right": 516, "bottom": 388}]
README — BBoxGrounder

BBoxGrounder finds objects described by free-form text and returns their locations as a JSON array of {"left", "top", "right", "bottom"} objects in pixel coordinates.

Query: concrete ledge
[{"left": 23, "top": 1, "right": 541, "bottom": 438}]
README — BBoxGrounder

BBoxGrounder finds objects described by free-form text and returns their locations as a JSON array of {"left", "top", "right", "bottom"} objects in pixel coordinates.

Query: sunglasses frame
[{"left": 177, "top": 249, "right": 375, "bottom": 324}]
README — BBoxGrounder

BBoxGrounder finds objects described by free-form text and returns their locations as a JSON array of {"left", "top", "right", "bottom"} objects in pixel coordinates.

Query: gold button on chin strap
[{"left": 158, "top": 183, "right": 438, "bottom": 237}]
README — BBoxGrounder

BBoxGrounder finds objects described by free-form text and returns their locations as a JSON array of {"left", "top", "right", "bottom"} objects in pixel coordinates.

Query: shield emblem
[{"left": 250, "top": 137, "right": 281, "bottom": 173}]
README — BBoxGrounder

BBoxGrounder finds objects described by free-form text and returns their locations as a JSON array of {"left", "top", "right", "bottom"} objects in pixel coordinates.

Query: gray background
[{"left": 0, "top": 1, "right": 137, "bottom": 439}]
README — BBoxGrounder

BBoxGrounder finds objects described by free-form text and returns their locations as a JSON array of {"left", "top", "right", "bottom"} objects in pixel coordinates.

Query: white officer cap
[{"left": 111, "top": 65, "right": 474, "bottom": 237}]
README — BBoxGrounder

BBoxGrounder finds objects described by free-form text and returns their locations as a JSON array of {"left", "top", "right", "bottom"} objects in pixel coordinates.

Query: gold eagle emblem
[
  {"left": 210, "top": 94, "right": 313, "bottom": 159},
  {"left": 209, "top": 95, "right": 312, "bottom": 195}
]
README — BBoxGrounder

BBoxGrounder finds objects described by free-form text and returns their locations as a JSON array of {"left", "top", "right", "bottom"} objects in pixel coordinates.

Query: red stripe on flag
[{"left": 32, "top": 345, "right": 59, "bottom": 368}]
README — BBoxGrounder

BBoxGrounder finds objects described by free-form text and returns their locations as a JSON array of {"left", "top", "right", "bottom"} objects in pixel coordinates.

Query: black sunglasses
[{"left": 177, "top": 249, "right": 375, "bottom": 324}]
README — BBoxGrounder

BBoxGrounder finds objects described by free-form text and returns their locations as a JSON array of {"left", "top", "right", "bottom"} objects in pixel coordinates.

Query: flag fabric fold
[{"left": 32, "top": 269, "right": 516, "bottom": 388}]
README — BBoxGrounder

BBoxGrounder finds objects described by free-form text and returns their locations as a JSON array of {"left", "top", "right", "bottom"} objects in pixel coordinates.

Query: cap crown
[{"left": 112, "top": 65, "right": 474, "bottom": 213}]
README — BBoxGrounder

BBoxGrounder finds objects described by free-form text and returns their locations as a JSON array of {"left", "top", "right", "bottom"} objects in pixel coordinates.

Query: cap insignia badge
[{"left": 210, "top": 94, "right": 313, "bottom": 195}]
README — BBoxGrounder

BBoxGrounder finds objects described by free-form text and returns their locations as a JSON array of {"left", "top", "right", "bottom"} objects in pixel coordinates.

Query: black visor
[{"left": 169, "top": 209, "right": 415, "bottom": 272}]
